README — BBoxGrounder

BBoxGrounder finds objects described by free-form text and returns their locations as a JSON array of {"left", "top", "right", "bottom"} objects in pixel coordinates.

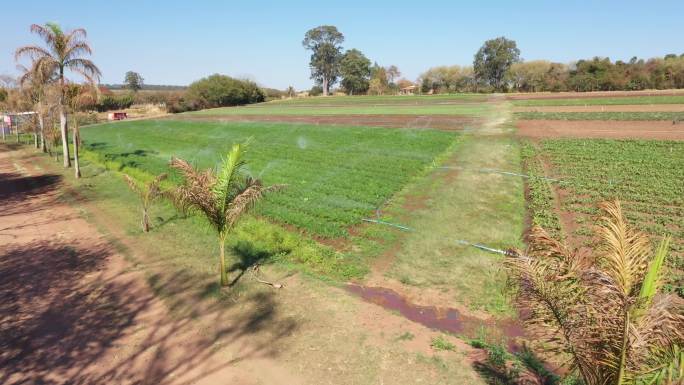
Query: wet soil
[{"left": 346, "top": 284, "right": 525, "bottom": 350}]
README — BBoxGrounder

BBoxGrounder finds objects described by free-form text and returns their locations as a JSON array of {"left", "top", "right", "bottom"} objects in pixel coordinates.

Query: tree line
[{"left": 303, "top": 28, "right": 684, "bottom": 95}]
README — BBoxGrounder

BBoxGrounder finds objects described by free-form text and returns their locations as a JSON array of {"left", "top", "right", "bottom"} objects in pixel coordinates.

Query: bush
[
  {"left": 184, "top": 74, "right": 265, "bottom": 110},
  {"left": 95, "top": 94, "right": 135, "bottom": 112},
  {"left": 309, "top": 85, "right": 323, "bottom": 96}
]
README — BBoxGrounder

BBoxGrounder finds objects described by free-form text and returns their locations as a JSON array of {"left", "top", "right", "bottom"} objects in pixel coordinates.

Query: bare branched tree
[
  {"left": 123, "top": 173, "right": 168, "bottom": 233},
  {"left": 506, "top": 201, "right": 684, "bottom": 385},
  {"left": 169, "top": 142, "right": 282, "bottom": 286}
]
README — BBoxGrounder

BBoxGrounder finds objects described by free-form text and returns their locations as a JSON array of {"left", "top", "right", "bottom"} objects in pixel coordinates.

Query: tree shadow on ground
[
  {"left": 0, "top": 172, "right": 61, "bottom": 209},
  {"left": 0, "top": 240, "right": 298, "bottom": 385},
  {"left": 226, "top": 239, "right": 276, "bottom": 288}
]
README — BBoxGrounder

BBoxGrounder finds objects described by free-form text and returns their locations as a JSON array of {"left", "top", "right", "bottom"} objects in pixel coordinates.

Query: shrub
[
  {"left": 184, "top": 74, "right": 265, "bottom": 110},
  {"left": 95, "top": 94, "right": 135, "bottom": 112},
  {"left": 309, "top": 85, "right": 323, "bottom": 96}
]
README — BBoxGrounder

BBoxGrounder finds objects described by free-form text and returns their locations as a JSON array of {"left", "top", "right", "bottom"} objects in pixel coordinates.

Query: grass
[
  {"left": 81, "top": 119, "right": 458, "bottom": 238},
  {"left": 515, "top": 111, "right": 684, "bottom": 121},
  {"left": 186, "top": 103, "right": 492, "bottom": 116},
  {"left": 381, "top": 129, "right": 526, "bottom": 314},
  {"left": 529, "top": 139, "right": 684, "bottom": 295},
  {"left": 431, "top": 335, "right": 456, "bottom": 351},
  {"left": 512, "top": 95, "right": 684, "bottom": 106}
]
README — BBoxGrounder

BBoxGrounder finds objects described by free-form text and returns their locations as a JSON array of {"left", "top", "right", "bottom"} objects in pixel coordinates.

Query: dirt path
[{"left": 0, "top": 144, "right": 302, "bottom": 385}]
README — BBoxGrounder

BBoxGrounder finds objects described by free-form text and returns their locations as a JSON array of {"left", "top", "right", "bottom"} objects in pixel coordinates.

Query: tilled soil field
[
  {"left": 516, "top": 119, "right": 684, "bottom": 140},
  {"left": 514, "top": 104, "right": 684, "bottom": 113}
]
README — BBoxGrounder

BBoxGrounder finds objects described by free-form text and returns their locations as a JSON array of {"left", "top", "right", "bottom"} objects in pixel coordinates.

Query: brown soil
[
  {"left": 516, "top": 119, "right": 684, "bottom": 140},
  {"left": 514, "top": 104, "right": 684, "bottom": 113},
  {"left": 170, "top": 114, "right": 479, "bottom": 131},
  {"left": 0, "top": 144, "right": 302, "bottom": 385},
  {"left": 506, "top": 89, "right": 684, "bottom": 100}
]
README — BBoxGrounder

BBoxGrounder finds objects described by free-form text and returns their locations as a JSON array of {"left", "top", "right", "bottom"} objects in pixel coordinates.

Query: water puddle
[{"left": 346, "top": 284, "right": 525, "bottom": 349}]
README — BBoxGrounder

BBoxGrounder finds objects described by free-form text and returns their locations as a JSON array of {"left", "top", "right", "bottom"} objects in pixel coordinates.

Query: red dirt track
[{"left": 516, "top": 120, "right": 684, "bottom": 140}]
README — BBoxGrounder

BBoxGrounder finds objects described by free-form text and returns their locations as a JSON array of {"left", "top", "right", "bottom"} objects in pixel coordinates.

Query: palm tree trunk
[
  {"left": 219, "top": 236, "right": 228, "bottom": 286},
  {"left": 38, "top": 113, "right": 46, "bottom": 152},
  {"left": 73, "top": 120, "right": 81, "bottom": 178},
  {"left": 142, "top": 207, "right": 149, "bottom": 232},
  {"left": 60, "top": 105, "right": 70, "bottom": 168}
]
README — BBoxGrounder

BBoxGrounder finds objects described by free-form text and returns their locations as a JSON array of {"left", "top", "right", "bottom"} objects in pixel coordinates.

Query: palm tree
[
  {"left": 64, "top": 82, "right": 98, "bottom": 178},
  {"left": 170, "top": 143, "right": 282, "bottom": 286},
  {"left": 506, "top": 201, "right": 683, "bottom": 385},
  {"left": 18, "top": 62, "right": 54, "bottom": 152},
  {"left": 15, "top": 22, "right": 101, "bottom": 168},
  {"left": 123, "top": 173, "right": 168, "bottom": 232}
]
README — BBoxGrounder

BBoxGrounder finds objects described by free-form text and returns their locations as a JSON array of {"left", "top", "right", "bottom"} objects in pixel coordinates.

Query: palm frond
[
  {"left": 30, "top": 24, "right": 58, "bottom": 46},
  {"left": 123, "top": 174, "right": 142, "bottom": 196},
  {"left": 65, "top": 58, "right": 101, "bottom": 80},
  {"left": 64, "top": 42, "right": 93, "bottom": 62},
  {"left": 213, "top": 143, "right": 247, "bottom": 214},
  {"left": 15, "top": 45, "right": 53, "bottom": 62},
  {"left": 226, "top": 179, "right": 284, "bottom": 229},
  {"left": 597, "top": 200, "right": 652, "bottom": 298}
]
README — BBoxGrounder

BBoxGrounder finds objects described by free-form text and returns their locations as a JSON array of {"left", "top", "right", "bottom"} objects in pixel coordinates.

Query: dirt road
[{"left": 0, "top": 144, "right": 301, "bottom": 385}]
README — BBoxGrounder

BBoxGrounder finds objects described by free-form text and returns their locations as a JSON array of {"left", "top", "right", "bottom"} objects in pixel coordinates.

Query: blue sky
[{"left": 2, "top": 1, "right": 683, "bottom": 90}]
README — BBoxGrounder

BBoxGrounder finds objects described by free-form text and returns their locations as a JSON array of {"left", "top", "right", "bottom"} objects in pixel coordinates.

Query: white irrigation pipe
[
  {"left": 362, "top": 218, "right": 515, "bottom": 256},
  {"left": 437, "top": 165, "right": 559, "bottom": 182}
]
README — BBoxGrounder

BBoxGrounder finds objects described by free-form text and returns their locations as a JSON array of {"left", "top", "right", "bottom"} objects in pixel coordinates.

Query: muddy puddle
[{"left": 346, "top": 284, "right": 525, "bottom": 349}]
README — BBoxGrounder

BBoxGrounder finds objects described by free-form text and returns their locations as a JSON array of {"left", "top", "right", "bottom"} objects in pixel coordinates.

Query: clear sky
[{"left": 2, "top": 0, "right": 683, "bottom": 90}]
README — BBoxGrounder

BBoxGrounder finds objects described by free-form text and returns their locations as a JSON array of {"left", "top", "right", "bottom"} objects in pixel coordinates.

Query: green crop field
[
  {"left": 512, "top": 95, "right": 684, "bottom": 106},
  {"left": 524, "top": 139, "right": 684, "bottom": 294},
  {"left": 185, "top": 103, "right": 492, "bottom": 116},
  {"left": 81, "top": 119, "right": 458, "bottom": 237},
  {"left": 515, "top": 111, "right": 684, "bottom": 120}
]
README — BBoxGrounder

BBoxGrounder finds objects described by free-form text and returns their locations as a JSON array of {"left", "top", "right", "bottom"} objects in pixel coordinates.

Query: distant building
[{"left": 399, "top": 85, "right": 417, "bottom": 95}]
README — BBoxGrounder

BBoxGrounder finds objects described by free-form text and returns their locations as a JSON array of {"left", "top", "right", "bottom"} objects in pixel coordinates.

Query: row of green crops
[
  {"left": 520, "top": 142, "right": 562, "bottom": 239},
  {"left": 515, "top": 111, "right": 684, "bottom": 121},
  {"left": 81, "top": 119, "right": 459, "bottom": 238},
  {"left": 512, "top": 95, "right": 684, "bottom": 106},
  {"left": 532, "top": 139, "right": 684, "bottom": 295}
]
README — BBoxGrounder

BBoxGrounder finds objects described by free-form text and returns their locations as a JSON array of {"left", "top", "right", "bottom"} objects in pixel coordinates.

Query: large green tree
[
  {"left": 339, "top": 49, "right": 371, "bottom": 95},
  {"left": 124, "top": 71, "right": 144, "bottom": 92},
  {"left": 302, "top": 25, "right": 344, "bottom": 96},
  {"left": 473, "top": 36, "right": 520, "bottom": 91},
  {"left": 15, "top": 23, "right": 101, "bottom": 168}
]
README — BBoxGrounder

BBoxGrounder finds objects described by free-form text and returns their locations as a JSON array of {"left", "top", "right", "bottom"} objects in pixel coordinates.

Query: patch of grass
[
  {"left": 512, "top": 95, "right": 684, "bottom": 106},
  {"left": 431, "top": 335, "right": 456, "bottom": 351},
  {"left": 396, "top": 331, "right": 415, "bottom": 341},
  {"left": 386, "top": 133, "right": 525, "bottom": 314},
  {"left": 81, "top": 119, "right": 458, "bottom": 238},
  {"left": 515, "top": 111, "right": 684, "bottom": 121}
]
